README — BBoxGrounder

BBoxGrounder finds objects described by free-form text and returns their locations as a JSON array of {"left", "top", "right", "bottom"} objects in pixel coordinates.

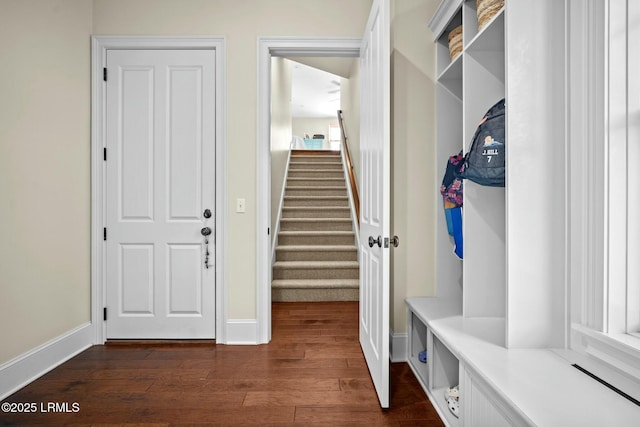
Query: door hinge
[
  {"left": 103, "top": 227, "right": 107, "bottom": 241},
  {"left": 103, "top": 307, "right": 107, "bottom": 321},
  {"left": 103, "top": 67, "right": 107, "bottom": 82},
  {"left": 268, "top": 227, "right": 270, "bottom": 236},
  {"left": 103, "top": 147, "right": 107, "bottom": 161}
]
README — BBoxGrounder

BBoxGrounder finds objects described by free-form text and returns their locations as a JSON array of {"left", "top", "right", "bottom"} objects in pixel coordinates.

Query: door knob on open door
[
  {"left": 385, "top": 236, "right": 399, "bottom": 248},
  {"left": 369, "top": 235, "right": 382, "bottom": 248}
]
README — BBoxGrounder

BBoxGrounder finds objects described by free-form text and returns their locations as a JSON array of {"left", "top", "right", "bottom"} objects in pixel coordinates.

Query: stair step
[
  {"left": 285, "top": 186, "right": 347, "bottom": 197},
  {"left": 280, "top": 218, "right": 352, "bottom": 232},
  {"left": 287, "top": 177, "right": 345, "bottom": 187},
  {"left": 272, "top": 261, "right": 359, "bottom": 280},
  {"left": 271, "top": 279, "right": 359, "bottom": 289},
  {"left": 281, "top": 206, "right": 351, "bottom": 218},
  {"left": 287, "top": 169, "right": 345, "bottom": 178},
  {"left": 290, "top": 155, "right": 341, "bottom": 163},
  {"left": 289, "top": 162, "right": 343, "bottom": 171},
  {"left": 292, "top": 150, "right": 340, "bottom": 156},
  {"left": 271, "top": 279, "right": 359, "bottom": 302},
  {"left": 276, "top": 245, "right": 357, "bottom": 261},
  {"left": 284, "top": 196, "right": 349, "bottom": 207},
  {"left": 278, "top": 231, "right": 355, "bottom": 246}
]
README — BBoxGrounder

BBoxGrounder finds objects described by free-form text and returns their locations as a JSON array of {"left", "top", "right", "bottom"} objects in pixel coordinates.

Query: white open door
[
  {"left": 105, "top": 49, "right": 216, "bottom": 339},
  {"left": 359, "top": 0, "right": 391, "bottom": 409}
]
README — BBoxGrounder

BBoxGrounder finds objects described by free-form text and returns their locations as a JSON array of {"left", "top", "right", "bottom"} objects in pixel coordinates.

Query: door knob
[
  {"left": 201, "top": 227, "right": 212, "bottom": 236},
  {"left": 368, "top": 235, "right": 382, "bottom": 248},
  {"left": 385, "top": 236, "right": 399, "bottom": 248}
]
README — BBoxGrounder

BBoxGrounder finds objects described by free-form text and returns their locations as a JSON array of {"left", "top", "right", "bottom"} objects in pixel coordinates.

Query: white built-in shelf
[
  {"left": 435, "top": 8, "right": 463, "bottom": 77},
  {"left": 437, "top": 54, "right": 463, "bottom": 100},
  {"left": 420, "top": 1, "right": 640, "bottom": 425},
  {"left": 406, "top": 297, "right": 640, "bottom": 426},
  {"left": 466, "top": 8, "right": 504, "bottom": 53}
]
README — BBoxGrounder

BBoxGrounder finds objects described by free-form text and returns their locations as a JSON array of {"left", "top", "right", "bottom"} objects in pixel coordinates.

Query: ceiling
[{"left": 287, "top": 57, "right": 357, "bottom": 118}]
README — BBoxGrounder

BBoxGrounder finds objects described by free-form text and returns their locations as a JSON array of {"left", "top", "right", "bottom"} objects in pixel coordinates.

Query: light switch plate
[{"left": 236, "top": 198, "right": 246, "bottom": 213}]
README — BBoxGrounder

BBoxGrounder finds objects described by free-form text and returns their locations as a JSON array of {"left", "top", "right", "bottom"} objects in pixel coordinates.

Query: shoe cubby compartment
[
  {"left": 430, "top": 334, "right": 460, "bottom": 426},
  {"left": 408, "top": 312, "right": 429, "bottom": 388}
]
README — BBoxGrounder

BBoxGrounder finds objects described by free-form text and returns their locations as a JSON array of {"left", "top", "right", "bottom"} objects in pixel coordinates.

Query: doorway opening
[
  {"left": 270, "top": 57, "right": 361, "bottom": 304},
  {"left": 256, "top": 37, "right": 362, "bottom": 344}
]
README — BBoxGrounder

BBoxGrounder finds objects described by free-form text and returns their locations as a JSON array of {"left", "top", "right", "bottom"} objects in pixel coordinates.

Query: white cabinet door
[
  {"left": 359, "top": 0, "right": 391, "bottom": 409},
  {"left": 105, "top": 49, "right": 216, "bottom": 339},
  {"left": 461, "top": 366, "right": 525, "bottom": 427}
]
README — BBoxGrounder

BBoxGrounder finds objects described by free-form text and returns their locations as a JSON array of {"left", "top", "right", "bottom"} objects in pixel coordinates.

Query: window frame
[{"left": 569, "top": 0, "right": 640, "bottom": 395}]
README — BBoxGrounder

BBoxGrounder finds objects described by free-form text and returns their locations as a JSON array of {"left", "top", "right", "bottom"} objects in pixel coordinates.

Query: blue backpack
[{"left": 459, "top": 99, "right": 505, "bottom": 187}]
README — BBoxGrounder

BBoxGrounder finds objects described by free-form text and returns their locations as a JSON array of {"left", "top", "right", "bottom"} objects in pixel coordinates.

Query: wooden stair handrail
[{"left": 337, "top": 110, "right": 360, "bottom": 226}]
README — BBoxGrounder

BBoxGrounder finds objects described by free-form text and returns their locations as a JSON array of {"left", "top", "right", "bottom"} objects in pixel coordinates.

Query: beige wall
[
  {"left": 0, "top": 0, "right": 93, "bottom": 363},
  {"left": 270, "top": 57, "right": 293, "bottom": 246},
  {"left": 0, "top": 0, "right": 438, "bottom": 366},
  {"left": 92, "top": 0, "right": 372, "bottom": 319},
  {"left": 390, "top": 0, "right": 439, "bottom": 334},
  {"left": 292, "top": 117, "right": 337, "bottom": 141}
]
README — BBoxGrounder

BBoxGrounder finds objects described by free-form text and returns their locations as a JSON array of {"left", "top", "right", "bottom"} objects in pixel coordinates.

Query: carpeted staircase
[{"left": 272, "top": 150, "right": 359, "bottom": 302}]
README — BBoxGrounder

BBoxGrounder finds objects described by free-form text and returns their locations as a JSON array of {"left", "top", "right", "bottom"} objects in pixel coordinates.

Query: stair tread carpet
[
  {"left": 287, "top": 177, "right": 344, "bottom": 182},
  {"left": 273, "top": 261, "right": 359, "bottom": 269},
  {"left": 280, "top": 218, "right": 351, "bottom": 223},
  {"left": 287, "top": 168, "right": 344, "bottom": 172},
  {"left": 285, "top": 185, "right": 346, "bottom": 190},
  {"left": 271, "top": 279, "right": 359, "bottom": 289},
  {"left": 275, "top": 245, "right": 356, "bottom": 251},
  {"left": 282, "top": 206, "right": 350, "bottom": 211},
  {"left": 278, "top": 230, "right": 354, "bottom": 236},
  {"left": 284, "top": 196, "right": 348, "bottom": 200}
]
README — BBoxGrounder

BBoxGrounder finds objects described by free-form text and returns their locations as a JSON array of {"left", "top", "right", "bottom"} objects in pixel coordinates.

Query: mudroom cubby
[
  {"left": 408, "top": 311, "right": 429, "bottom": 387},
  {"left": 460, "top": 4, "right": 505, "bottom": 319},
  {"left": 406, "top": 299, "right": 463, "bottom": 425},
  {"left": 427, "top": 0, "right": 569, "bottom": 357},
  {"left": 435, "top": 8, "right": 462, "bottom": 77},
  {"left": 430, "top": 335, "right": 460, "bottom": 427},
  {"left": 403, "top": 0, "right": 621, "bottom": 425}
]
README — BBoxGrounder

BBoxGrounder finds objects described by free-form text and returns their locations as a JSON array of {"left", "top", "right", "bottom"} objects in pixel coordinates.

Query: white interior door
[
  {"left": 105, "top": 49, "right": 216, "bottom": 339},
  {"left": 359, "top": 0, "right": 391, "bottom": 408}
]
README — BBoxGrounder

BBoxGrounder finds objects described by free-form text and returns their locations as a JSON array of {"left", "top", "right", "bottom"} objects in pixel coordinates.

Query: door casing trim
[
  {"left": 91, "top": 36, "right": 227, "bottom": 344},
  {"left": 256, "top": 36, "right": 361, "bottom": 343}
]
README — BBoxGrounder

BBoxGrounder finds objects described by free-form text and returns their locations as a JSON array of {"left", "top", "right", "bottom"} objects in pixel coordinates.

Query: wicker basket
[
  {"left": 448, "top": 25, "right": 463, "bottom": 61},
  {"left": 477, "top": 0, "right": 504, "bottom": 31}
]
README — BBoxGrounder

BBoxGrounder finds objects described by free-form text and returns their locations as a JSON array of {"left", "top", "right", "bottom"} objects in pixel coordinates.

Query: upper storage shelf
[
  {"left": 435, "top": 7, "right": 463, "bottom": 77},
  {"left": 429, "top": 0, "right": 570, "bottom": 349},
  {"left": 434, "top": 2, "right": 505, "bottom": 100}
]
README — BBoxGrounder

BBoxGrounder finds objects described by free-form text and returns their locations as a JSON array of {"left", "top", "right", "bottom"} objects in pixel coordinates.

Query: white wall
[
  {"left": 0, "top": 0, "right": 93, "bottom": 364},
  {"left": 92, "top": 0, "right": 373, "bottom": 320},
  {"left": 292, "top": 117, "right": 338, "bottom": 141},
  {"left": 390, "top": 0, "right": 439, "bottom": 333},
  {"left": 270, "top": 57, "right": 293, "bottom": 245}
]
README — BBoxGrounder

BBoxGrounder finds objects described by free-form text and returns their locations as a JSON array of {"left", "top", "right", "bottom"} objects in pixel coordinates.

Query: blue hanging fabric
[
  {"left": 441, "top": 151, "right": 464, "bottom": 259},
  {"left": 448, "top": 206, "right": 463, "bottom": 259}
]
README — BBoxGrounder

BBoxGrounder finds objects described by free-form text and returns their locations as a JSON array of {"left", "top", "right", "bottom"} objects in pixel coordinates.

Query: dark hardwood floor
[{"left": 0, "top": 302, "right": 444, "bottom": 426}]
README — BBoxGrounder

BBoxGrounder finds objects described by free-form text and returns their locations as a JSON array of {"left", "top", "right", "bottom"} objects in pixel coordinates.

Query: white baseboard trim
[
  {"left": 225, "top": 319, "right": 259, "bottom": 345},
  {"left": 390, "top": 330, "right": 408, "bottom": 362},
  {"left": 0, "top": 322, "right": 93, "bottom": 400}
]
